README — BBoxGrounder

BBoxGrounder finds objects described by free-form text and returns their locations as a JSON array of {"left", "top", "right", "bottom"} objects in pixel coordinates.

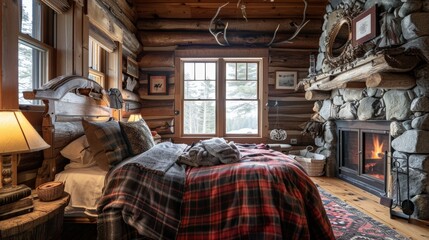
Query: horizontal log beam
[
  {"left": 139, "top": 51, "right": 175, "bottom": 68},
  {"left": 304, "top": 52, "right": 421, "bottom": 91},
  {"left": 139, "top": 31, "right": 320, "bottom": 48},
  {"left": 305, "top": 90, "right": 331, "bottom": 100},
  {"left": 366, "top": 72, "right": 416, "bottom": 89},
  {"left": 96, "top": 0, "right": 136, "bottom": 32},
  {"left": 137, "top": 18, "right": 322, "bottom": 33},
  {"left": 134, "top": 2, "right": 327, "bottom": 20}
]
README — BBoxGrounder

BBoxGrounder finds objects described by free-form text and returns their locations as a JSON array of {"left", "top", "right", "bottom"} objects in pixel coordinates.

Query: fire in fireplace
[
  {"left": 337, "top": 121, "right": 391, "bottom": 196},
  {"left": 364, "top": 133, "right": 388, "bottom": 181}
]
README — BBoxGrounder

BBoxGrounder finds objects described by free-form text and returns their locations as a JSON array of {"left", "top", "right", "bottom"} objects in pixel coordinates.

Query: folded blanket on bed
[
  {"left": 123, "top": 142, "right": 187, "bottom": 174},
  {"left": 202, "top": 138, "right": 241, "bottom": 164},
  {"left": 179, "top": 138, "right": 241, "bottom": 167}
]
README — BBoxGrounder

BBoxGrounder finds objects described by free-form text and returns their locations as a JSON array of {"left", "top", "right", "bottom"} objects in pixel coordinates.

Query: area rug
[{"left": 318, "top": 187, "right": 408, "bottom": 240}]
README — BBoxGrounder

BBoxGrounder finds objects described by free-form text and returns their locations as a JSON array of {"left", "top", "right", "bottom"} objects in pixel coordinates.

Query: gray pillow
[
  {"left": 119, "top": 119, "right": 155, "bottom": 156},
  {"left": 82, "top": 119, "right": 129, "bottom": 171}
]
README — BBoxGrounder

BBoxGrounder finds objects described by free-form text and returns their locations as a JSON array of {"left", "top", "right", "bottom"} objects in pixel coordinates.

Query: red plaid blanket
[{"left": 97, "top": 145, "right": 334, "bottom": 240}]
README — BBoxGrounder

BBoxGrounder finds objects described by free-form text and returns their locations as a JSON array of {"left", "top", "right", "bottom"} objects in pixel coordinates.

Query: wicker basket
[
  {"left": 37, "top": 181, "right": 65, "bottom": 202},
  {"left": 289, "top": 146, "right": 326, "bottom": 177}
]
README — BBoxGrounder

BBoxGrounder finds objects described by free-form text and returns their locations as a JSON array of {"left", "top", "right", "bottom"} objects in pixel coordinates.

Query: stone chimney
[{"left": 301, "top": 0, "right": 429, "bottom": 220}]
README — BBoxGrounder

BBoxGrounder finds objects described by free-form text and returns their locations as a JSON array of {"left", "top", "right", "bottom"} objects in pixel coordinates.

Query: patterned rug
[{"left": 318, "top": 187, "right": 408, "bottom": 240}]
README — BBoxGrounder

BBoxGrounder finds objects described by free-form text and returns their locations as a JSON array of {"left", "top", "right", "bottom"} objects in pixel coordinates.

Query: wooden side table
[{"left": 0, "top": 192, "right": 70, "bottom": 240}]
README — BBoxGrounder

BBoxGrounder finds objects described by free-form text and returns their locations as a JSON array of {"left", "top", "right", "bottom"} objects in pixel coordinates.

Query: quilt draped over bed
[{"left": 97, "top": 143, "right": 334, "bottom": 240}]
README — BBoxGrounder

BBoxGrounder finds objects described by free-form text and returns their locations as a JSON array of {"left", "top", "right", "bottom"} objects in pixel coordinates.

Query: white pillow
[{"left": 60, "top": 135, "right": 95, "bottom": 167}]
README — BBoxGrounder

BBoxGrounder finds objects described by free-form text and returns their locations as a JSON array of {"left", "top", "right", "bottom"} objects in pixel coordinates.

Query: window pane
[
  {"left": 184, "top": 101, "right": 216, "bottom": 134},
  {"left": 226, "top": 101, "right": 258, "bottom": 134},
  {"left": 195, "top": 63, "right": 205, "bottom": 80},
  {"left": 226, "top": 81, "right": 257, "bottom": 99},
  {"left": 237, "top": 63, "right": 247, "bottom": 80},
  {"left": 20, "top": 0, "right": 41, "bottom": 41},
  {"left": 206, "top": 63, "right": 216, "bottom": 80},
  {"left": 248, "top": 63, "right": 258, "bottom": 80},
  {"left": 184, "top": 81, "right": 216, "bottom": 99},
  {"left": 18, "top": 41, "right": 45, "bottom": 105},
  {"left": 184, "top": 62, "right": 195, "bottom": 80},
  {"left": 226, "top": 63, "right": 236, "bottom": 80}
]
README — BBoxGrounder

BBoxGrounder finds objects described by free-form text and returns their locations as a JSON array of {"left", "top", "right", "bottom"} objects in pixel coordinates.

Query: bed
[{"left": 27, "top": 76, "right": 334, "bottom": 239}]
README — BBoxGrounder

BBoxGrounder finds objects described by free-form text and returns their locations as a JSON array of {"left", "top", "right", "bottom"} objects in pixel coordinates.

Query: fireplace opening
[{"left": 337, "top": 121, "right": 391, "bottom": 196}]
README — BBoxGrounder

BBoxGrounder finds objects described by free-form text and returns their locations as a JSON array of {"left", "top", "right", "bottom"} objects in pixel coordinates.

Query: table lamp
[
  {"left": 128, "top": 113, "right": 142, "bottom": 122},
  {"left": 0, "top": 110, "right": 50, "bottom": 193}
]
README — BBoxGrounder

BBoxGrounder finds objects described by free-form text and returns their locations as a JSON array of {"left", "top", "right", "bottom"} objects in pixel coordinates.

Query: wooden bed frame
[
  {"left": 24, "top": 75, "right": 142, "bottom": 223},
  {"left": 24, "top": 75, "right": 113, "bottom": 188}
]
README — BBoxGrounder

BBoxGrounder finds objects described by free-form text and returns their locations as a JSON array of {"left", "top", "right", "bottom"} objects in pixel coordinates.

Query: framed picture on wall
[
  {"left": 126, "top": 57, "right": 139, "bottom": 78},
  {"left": 275, "top": 71, "right": 297, "bottom": 89},
  {"left": 352, "top": 5, "right": 377, "bottom": 46},
  {"left": 148, "top": 75, "right": 168, "bottom": 95}
]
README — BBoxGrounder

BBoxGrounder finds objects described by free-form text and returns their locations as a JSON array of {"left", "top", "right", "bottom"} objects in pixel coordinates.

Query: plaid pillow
[
  {"left": 83, "top": 119, "right": 129, "bottom": 170},
  {"left": 119, "top": 119, "right": 155, "bottom": 156}
]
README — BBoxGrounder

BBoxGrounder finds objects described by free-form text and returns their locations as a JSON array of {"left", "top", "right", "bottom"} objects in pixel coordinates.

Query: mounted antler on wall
[{"left": 209, "top": 0, "right": 310, "bottom": 46}]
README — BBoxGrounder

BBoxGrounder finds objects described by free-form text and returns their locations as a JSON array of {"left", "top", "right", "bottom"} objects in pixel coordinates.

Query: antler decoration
[
  {"left": 272, "top": 0, "right": 310, "bottom": 45},
  {"left": 209, "top": 2, "right": 231, "bottom": 46},
  {"left": 209, "top": 0, "right": 309, "bottom": 46}
]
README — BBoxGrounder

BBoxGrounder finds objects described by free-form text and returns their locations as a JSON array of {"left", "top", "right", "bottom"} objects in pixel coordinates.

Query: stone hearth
[{"left": 301, "top": 0, "right": 429, "bottom": 220}]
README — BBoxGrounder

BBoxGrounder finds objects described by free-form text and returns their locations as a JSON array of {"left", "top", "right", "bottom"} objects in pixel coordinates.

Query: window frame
[
  {"left": 222, "top": 58, "right": 261, "bottom": 137},
  {"left": 18, "top": 0, "right": 55, "bottom": 106},
  {"left": 178, "top": 54, "right": 267, "bottom": 142}
]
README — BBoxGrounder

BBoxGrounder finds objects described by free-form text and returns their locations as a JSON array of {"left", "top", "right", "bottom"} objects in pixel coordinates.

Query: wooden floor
[
  {"left": 312, "top": 176, "right": 429, "bottom": 240},
  {"left": 62, "top": 177, "right": 429, "bottom": 240}
]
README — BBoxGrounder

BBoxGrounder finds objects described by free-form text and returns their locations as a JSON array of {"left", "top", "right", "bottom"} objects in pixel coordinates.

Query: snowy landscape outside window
[{"left": 182, "top": 58, "right": 261, "bottom": 136}]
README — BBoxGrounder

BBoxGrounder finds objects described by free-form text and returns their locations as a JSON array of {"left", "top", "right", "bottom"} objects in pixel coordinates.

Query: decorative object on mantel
[
  {"left": 269, "top": 101, "right": 287, "bottom": 141},
  {"left": 352, "top": 5, "right": 377, "bottom": 46},
  {"left": 209, "top": 0, "right": 310, "bottom": 46}
]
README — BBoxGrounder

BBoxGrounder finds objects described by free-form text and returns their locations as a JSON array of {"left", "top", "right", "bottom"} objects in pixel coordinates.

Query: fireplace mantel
[{"left": 303, "top": 51, "right": 420, "bottom": 94}]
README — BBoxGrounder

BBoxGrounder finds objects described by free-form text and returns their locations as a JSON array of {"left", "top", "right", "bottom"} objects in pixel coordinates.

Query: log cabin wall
[
  {"left": 137, "top": 48, "right": 316, "bottom": 146},
  {"left": 135, "top": 1, "right": 329, "bottom": 146}
]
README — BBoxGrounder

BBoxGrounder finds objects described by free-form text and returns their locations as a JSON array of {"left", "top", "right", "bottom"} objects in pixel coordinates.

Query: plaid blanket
[
  {"left": 97, "top": 143, "right": 186, "bottom": 239},
  {"left": 97, "top": 145, "right": 334, "bottom": 240}
]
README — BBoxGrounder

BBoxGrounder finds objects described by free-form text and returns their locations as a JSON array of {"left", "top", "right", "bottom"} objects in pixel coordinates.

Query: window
[
  {"left": 18, "top": 0, "right": 55, "bottom": 105},
  {"left": 88, "top": 36, "right": 112, "bottom": 87},
  {"left": 182, "top": 58, "right": 262, "bottom": 137}
]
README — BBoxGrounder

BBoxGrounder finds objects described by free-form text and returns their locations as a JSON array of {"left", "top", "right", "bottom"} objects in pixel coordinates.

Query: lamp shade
[
  {"left": 128, "top": 113, "right": 142, "bottom": 122},
  {"left": 0, "top": 110, "right": 50, "bottom": 154}
]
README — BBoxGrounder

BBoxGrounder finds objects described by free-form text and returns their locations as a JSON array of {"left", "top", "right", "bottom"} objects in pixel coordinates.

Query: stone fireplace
[
  {"left": 301, "top": 0, "right": 429, "bottom": 220},
  {"left": 337, "top": 120, "right": 391, "bottom": 196}
]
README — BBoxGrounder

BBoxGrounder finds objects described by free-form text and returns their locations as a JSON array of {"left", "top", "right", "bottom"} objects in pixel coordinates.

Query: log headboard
[{"left": 24, "top": 75, "right": 112, "bottom": 186}]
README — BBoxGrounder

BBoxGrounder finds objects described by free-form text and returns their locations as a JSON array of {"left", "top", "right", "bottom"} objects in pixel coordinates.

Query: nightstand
[{"left": 0, "top": 192, "right": 70, "bottom": 240}]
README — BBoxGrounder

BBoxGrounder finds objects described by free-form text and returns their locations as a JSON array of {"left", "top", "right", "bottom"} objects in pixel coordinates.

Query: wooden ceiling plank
[{"left": 134, "top": 2, "right": 327, "bottom": 19}]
